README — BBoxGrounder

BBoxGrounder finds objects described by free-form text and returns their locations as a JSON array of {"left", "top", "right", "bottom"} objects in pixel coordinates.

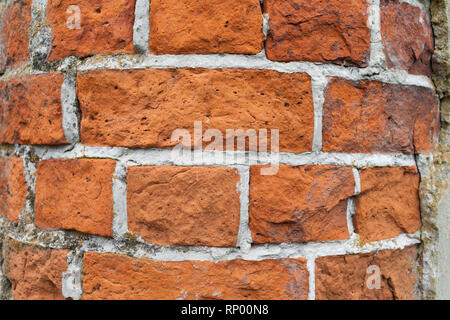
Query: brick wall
[{"left": 0, "top": 0, "right": 444, "bottom": 300}]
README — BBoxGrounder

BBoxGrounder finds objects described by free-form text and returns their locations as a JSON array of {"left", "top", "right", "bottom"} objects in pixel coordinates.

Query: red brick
[
  {"left": 35, "top": 159, "right": 116, "bottom": 237},
  {"left": 380, "top": 0, "right": 434, "bottom": 77},
  {"left": 127, "top": 166, "right": 241, "bottom": 247},
  {"left": 264, "top": 0, "right": 370, "bottom": 66},
  {"left": 354, "top": 167, "right": 421, "bottom": 242},
  {"left": 315, "top": 246, "right": 419, "bottom": 300},
  {"left": 0, "top": 157, "right": 27, "bottom": 222},
  {"left": 249, "top": 165, "right": 354, "bottom": 243},
  {"left": 3, "top": 238, "right": 68, "bottom": 300},
  {"left": 0, "top": 0, "right": 31, "bottom": 71},
  {"left": 0, "top": 73, "right": 67, "bottom": 145},
  {"left": 149, "top": 0, "right": 263, "bottom": 55},
  {"left": 82, "top": 252, "right": 309, "bottom": 300},
  {"left": 322, "top": 78, "right": 439, "bottom": 154},
  {"left": 46, "top": 0, "right": 135, "bottom": 61},
  {"left": 77, "top": 68, "right": 314, "bottom": 153}
]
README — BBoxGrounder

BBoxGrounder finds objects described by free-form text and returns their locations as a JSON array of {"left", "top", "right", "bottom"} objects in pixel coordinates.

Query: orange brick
[
  {"left": 127, "top": 166, "right": 241, "bottom": 247},
  {"left": 249, "top": 165, "right": 354, "bottom": 243},
  {"left": 380, "top": 0, "right": 434, "bottom": 77},
  {"left": 354, "top": 167, "right": 421, "bottom": 242},
  {"left": 35, "top": 159, "right": 116, "bottom": 237},
  {"left": 3, "top": 238, "right": 68, "bottom": 300},
  {"left": 315, "top": 246, "right": 419, "bottom": 300},
  {"left": 0, "top": 157, "right": 27, "bottom": 222},
  {"left": 264, "top": 0, "right": 370, "bottom": 66},
  {"left": 82, "top": 252, "right": 309, "bottom": 300},
  {"left": 322, "top": 78, "right": 439, "bottom": 154},
  {"left": 0, "top": 73, "right": 67, "bottom": 145},
  {"left": 149, "top": 0, "right": 263, "bottom": 55},
  {"left": 0, "top": 0, "right": 31, "bottom": 71},
  {"left": 46, "top": 0, "right": 135, "bottom": 61},
  {"left": 77, "top": 68, "right": 314, "bottom": 153}
]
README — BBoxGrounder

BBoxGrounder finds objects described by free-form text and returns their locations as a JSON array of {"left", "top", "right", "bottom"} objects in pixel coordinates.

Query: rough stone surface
[
  {"left": 354, "top": 167, "right": 421, "bottom": 242},
  {"left": 0, "top": 157, "right": 27, "bottom": 222},
  {"left": 0, "top": 73, "right": 67, "bottom": 145},
  {"left": 315, "top": 246, "right": 420, "bottom": 300},
  {"left": 127, "top": 166, "right": 241, "bottom": 247},
  {"left": 0, "top": 233, "right": 12, "bottom": 300},
  {"left": 427, "top": 0, "right": 450, "bottom": 300},
  {"left": 46, "top": 0, "right": 135, "bottom": 61},
  {"left": 0, "top": 0, "right": 31, "bottom": 72},
  {"left": 264, "top": 0, "right": 370, "bottom": 66},
  {"left": 431, "top": 0, "right": 450, "bottom": 99},
  {"left": 2, "top": 238, "right": 68, "bottom": 300},
  {"left": 149, "top": 0, "right": 264, "bottom": 55},
  {"left": 436, "top": 187, "right": 450, "bottom": 299},
  {"left": 380, "top": 0, "right": 434, "bottom": 77},
  {"left": 322, "top": 78, "right": 440, "bottom": 154},
  {"left": 77, "top": 68, "right": 314, "bottom": 153},
  {"left": 35, "top": 159, "right": 116, "bottom": 237},
  {"left": 249, "top": 165, "right": 354, "bottom": 243},
  {"left": 82, "top": 252, "right": 308, "bottom": 300}
]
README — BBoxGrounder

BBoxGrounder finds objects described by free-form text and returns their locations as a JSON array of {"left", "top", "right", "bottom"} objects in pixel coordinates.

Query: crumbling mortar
[
  {"left": 29, "top": 144, "right": 419, "bottom": 168},
  {"left": 134, "top": 0, "right": 149, "bottom": 54},
  {"left": 112, "top": 161, "right": 128, "bottom": 238},
  {"left": 21, "top": 147, "right": 37, "bottom": 225},
  {"left": 62, "top": 249, "right": 83, "bottom": 300},
  {"left": 1, "top": 216, "right": 421, "bottom": 264},
  {"left": 30, "top": 0, "right": 54, "bottom": 71},
  {"left": 368, "top": 0, "right": 386, "bottom": 68},
  {"left": 311, "top": 75, "right": 327, "bottom": 152},
  {"left": 61, "top": 67, "right": 81, "bottom": 145},
  {"left": 306, "top": 257, "right": 316, "bottom": 300},
  {"left": 236, "top": 166, "right": 252, "bottom": 252}
]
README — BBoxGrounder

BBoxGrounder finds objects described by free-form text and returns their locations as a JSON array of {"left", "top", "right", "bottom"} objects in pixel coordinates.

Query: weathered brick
[
  {"left": 149, "top": 0, "right": 263, "bottom": 55},
  {"left": 3, "top": 238, "right": 68, "bottom": 300},
  {"left": 315, "top": 246, "right": 419, "bottom": 300},
  {"left": 0, "top": 0, "right": 31, "bottom": 72},
  {"left": 46, "top": 0, "right": 135, "bottom": 61},
  {"left": 77, "top": 68, "right": 314, "bottom": 153},
  {"left": 354, "top": 167, "right": 421, "bottom": 242},
  {"left": 264, "top": 0, "right": 370, "bottom": 66},
  {"left": 0, "top": 73, "right": 67, "bottom": 145},
  {"left": 249, "top": 165, "right": 354, "bottom": 243},
  {"left": 35, "top": 159, "right": 116, "bottom": 237},
  {"left": 127, "top": 166, "right": 240, "bottom": 247},
  {"left": 322, "top": 78, "right": 439, "bottom": 154},
  {"left": 82, "top": 252, "right": 309, "bottom": 300},
  {"left": 0, "top": 157, "right": 27, "bottom": 222},
  {"left": 380, "top": 0, "right": 434, "bottom": 77}
]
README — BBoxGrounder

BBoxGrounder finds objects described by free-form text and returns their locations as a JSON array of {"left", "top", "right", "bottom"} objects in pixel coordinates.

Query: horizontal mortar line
[
  {"left": 0, "top": 63, "right": 44, "bottom": 81},
  {"left": 0, "top": 54, "right": 433, "bottom": 89},
  {"left": 105, "top": 232, "right": 422, "bottom": 262},
  {"left": 398, "top": 0, "right": 429, "bottom": 10},
  {"left": 2, "top": 224, "right": 421, "bottom": 262},
  {"left": 72, "top": 53, "right": 434, "bottom": 88},
  {"left": 29, "top": 144, "right": 418, "bottom": 168}
]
